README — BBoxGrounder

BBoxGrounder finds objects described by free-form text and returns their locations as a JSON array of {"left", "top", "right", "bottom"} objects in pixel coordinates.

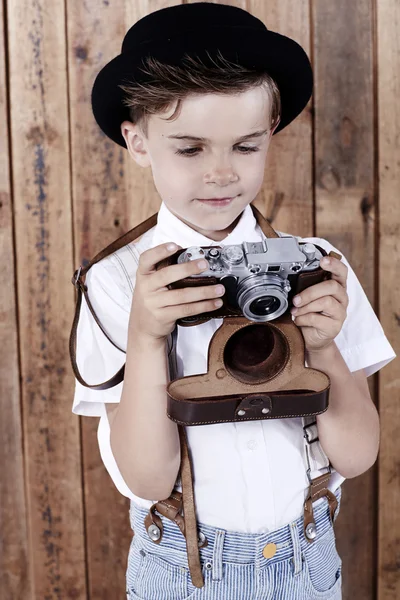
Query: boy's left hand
[{"left": 290, "top": 256, "right": 349, "bottom": 353}]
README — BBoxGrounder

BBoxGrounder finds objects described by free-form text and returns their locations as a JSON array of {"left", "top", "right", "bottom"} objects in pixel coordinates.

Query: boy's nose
[{"left": 203, "top": 167, "right": 239, "bottom": 186}]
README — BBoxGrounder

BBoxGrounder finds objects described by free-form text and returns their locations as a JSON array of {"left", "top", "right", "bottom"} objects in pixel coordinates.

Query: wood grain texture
[
  {"left": 68, "top": 1, "right": 177, "bottom": 597},
  {"left": 67, "top": 0, "right": 131, "bottom": 595},
  {"left": 0, "top": 1, "right": 30, "bottom": 597},
  {"left": 7, "top": 0, "right": 86, "bottom": 597},
  {"left": 311, "top": 1, "right": 377, "bottom": 598},
  {"left": 250, "top": 0, "right": 314, "bottom": 238},
  {"left": 376, "top": 0, "right": 400, "bottom": 598}
]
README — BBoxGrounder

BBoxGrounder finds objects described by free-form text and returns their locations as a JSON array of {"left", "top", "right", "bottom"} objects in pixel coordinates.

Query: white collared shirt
[{"left": 72, "top": 202, "right": 396, "bottom": 533}]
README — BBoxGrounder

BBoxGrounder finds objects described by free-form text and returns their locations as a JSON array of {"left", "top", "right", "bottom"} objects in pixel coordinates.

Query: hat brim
[{"left": 91, "top": 27, "right": 313, "bottom": 148}]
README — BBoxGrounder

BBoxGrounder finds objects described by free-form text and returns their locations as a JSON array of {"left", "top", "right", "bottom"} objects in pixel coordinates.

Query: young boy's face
[{"left": 121, "top": 85, "right": 275, "bottom": 241}]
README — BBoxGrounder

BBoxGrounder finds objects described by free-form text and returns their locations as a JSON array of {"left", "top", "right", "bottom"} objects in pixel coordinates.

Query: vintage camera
[{"left": 176, "top": 238, "right": 325, "bottom": 322}]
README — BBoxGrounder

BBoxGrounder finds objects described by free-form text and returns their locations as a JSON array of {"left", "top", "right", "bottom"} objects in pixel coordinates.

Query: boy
[{"left": 72, "top": 3, "right": 396, "bottom": 598}]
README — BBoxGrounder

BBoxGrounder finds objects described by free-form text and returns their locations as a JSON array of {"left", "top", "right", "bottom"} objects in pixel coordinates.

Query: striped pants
[{"left": 126, "top": 487, "right": 342, "bottom": 600}]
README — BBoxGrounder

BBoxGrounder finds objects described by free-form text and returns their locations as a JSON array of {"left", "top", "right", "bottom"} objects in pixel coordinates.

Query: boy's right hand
[{"left": 129, "top": 242, "right": 225, "bottom": 341}]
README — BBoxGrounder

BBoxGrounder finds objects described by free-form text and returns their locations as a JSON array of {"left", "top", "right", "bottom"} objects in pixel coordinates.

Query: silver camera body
[{"left": 177, "top": 237, "right": 324, "bottom": 322}]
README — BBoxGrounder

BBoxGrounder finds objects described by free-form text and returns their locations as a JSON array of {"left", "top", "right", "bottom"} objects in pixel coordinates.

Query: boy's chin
[{"left": 189, "top": 211, "right": 243, "bottom": 239}]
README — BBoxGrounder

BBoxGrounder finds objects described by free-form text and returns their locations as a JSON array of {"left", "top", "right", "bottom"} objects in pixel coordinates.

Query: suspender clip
[
  {"left": 72, "top": 266, "right": 87, "bottom": 291},
  {"left": 303, "top": 424, "right": 331, "bottom": 484}
]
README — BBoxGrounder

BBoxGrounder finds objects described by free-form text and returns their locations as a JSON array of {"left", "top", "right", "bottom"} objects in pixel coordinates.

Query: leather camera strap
[
  {"left": 140, "top": 429, "right": 206, "bottom": 588},
  {"left": 69, "top": 205, "right": 277, "bottom": 389},
  {"left": 178, "top": 425, "right": 205, "bottom": 587},
  {"left": 167, "top": 388, "right": 330, "bottom": 425},
  {"left": 69, "top": 211, "right": 157, "bottom": 389}
]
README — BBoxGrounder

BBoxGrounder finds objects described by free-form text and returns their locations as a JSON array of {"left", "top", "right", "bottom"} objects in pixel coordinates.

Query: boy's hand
[
  {"left": 290, "top": 256, "right": 349, "bottom": 353},
  {"left": 129, "top": 242, "right": 225, "bottom": 341}
]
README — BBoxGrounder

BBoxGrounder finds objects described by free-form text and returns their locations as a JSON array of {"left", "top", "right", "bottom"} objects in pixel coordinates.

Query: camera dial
[
  {"left": 208, "top": 248, "right": 220, "bottom": 258},
  {"left": 207, "top": 248, "right": 224, "bottom": 272},
  {"left": 221, "top": 246, "right": 244, "bottom": 265}
]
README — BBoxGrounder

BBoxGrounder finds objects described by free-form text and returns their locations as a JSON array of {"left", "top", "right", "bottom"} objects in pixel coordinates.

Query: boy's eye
[
  {"left": 174, "top": 146, "right": 260, "bottom": 157},
  {"left": 175, "top": 147, "right": 200, "bottom": 156}
]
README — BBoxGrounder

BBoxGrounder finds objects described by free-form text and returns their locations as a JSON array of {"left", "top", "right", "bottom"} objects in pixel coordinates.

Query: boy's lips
[
  {"left": 196, "top": 196, "right": 236, "bottom": 206},
  {"left": 198, "top": 196, "right": 234, "bottom": 200}
]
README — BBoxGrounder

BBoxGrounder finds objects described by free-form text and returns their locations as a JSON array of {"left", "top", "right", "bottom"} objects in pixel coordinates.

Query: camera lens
[
  {"left": 249, "top": 296, "right": 281, "bottom": 317},
  {"left": 237, "top": 274, "right": 289, "bottom": 322}
]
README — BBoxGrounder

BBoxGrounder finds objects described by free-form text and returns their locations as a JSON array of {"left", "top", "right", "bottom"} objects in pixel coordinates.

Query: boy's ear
[{"left": 120, "top": 121, "right": 151, "bottom": 167}]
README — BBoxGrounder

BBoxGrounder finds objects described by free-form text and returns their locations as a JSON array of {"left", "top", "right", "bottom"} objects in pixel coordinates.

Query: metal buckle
[
  {"left": 72, "top": 266, "right": 83, "bottom": 289},
  {"left": 303, "top": 421, "right": 319, "bottom": 444},
  {"left": 303, "top": 426, "right": 331, "bottom": 484},
  {"left": 304, "top": 443, "right": 313, "bottom": 484}
]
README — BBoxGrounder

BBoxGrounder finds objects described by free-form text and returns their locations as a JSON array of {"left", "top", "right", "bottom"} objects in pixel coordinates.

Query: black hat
[{"left": 91, "top": 2, "right": 313, "bottom": 149}]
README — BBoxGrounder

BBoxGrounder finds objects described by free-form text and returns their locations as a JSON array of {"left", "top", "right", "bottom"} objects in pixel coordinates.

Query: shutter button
[
  {"left": 147, "top": 524, "right": 161, "bottom": 541},
  {"left": 305, "top": 522, "right": 317, "bottom": 540}
]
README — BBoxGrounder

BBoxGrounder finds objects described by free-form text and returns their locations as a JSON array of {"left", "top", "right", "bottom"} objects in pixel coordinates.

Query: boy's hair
[{"left": 119, "top": 50, "right": 281, "bottom": 137}]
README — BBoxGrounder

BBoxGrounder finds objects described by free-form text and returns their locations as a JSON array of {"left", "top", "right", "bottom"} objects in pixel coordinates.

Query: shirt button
[{"left": 247, "top": 440, "right": 257, "bottom": 450}]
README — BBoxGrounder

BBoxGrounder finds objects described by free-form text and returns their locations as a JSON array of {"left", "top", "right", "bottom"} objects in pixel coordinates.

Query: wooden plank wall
[
  {"left": 376, "top": 0, "right": 400, "bottom": 596},
  {"left": 312, "top": 1, "right": 377, "bottom": 597},
  {"left": 0, "top": 0, "right": 30, "bottom": 596},
  {"left": 1, "top": 0, "right": 398, "bottom": 598}
]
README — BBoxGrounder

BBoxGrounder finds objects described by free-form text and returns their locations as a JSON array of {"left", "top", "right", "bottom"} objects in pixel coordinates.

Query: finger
[
  {"left": 149, "top": 256, "right": 211, "bottom": 291},
  {"left": 291, "top": 296, "right": 346, "bottom": 319},
  {"left": 138, "top": 242, "right": 182, "bottom": 276},
  {"left": 293, "top": 312, "right": 343, "bottom": 336},
  {"left": 320, "top": 256, "right": 348, "bottom": 289},
  {"left": 158, "top": 283, "right": 225, "bottom": 308},
  {"left": 292, "top": 279, "right": 348, "bottom": 309},
  {"left": 161, "top": 297, "right": 224, "bottom": 321}
]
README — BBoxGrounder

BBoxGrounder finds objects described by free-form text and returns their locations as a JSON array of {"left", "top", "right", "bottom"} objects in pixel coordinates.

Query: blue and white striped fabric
[{"left": 126, "top": 487, "right": 342, "bottom": 600}]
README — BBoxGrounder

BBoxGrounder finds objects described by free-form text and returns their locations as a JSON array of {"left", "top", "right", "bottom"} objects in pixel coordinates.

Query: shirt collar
[{"left": 152, "top": 201, "right": 264, "bottom": 248}]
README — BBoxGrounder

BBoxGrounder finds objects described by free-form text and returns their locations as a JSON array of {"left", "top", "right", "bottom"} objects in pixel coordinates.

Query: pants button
[
  {"left": 147, "top": 524, "right": 161, "bottom": 541},
  {"left": 263, "top": 542, "right": 277, "bottom": 559},
  {"left": 305, "top": 522, "right": 317, "bottom": 541}
]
